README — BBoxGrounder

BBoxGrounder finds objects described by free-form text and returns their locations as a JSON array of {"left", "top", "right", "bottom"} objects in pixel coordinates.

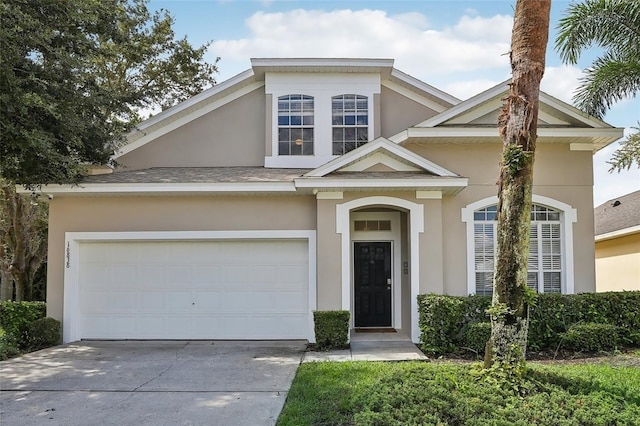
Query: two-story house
[{"left": 39, "top": 58, "right": 623, "bottom": 343}]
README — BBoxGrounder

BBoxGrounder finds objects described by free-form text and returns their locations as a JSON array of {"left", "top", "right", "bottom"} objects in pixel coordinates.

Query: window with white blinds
[{"left": 474, "top": 204, "right": 563, "bottom": 296}]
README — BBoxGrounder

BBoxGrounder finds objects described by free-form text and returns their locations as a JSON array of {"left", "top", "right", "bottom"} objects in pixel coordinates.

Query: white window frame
[
  {"left": 277, "top": 94, "right": 315, "bottom": 156},
  {"left": 265, "top": 72, "right": 379, "bottom": 168},
  {"left": 331, "top": 94, "right": 369, "bottom": 155},
  {"left": 461, "top": 195, "right": 577, "bottom": 295}
]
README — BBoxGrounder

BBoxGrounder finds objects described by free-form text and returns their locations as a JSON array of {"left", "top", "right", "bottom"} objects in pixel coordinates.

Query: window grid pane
[
  {"left": 278, "top": 94, "right": 314, "bottom": 156},
  {"left": 473, "top": 204, "right": 562, "bottom": 296},
  {"left": 332, "top": 94, "right": 368, "bottom": 155}
]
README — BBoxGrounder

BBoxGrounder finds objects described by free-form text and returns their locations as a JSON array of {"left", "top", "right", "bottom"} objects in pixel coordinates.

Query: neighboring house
[
  {"left": 594, "top": 190, "right": 640, "bottom": 292},
  {"left": 34, "top": 58, "right": 623, "bottom": 344}
]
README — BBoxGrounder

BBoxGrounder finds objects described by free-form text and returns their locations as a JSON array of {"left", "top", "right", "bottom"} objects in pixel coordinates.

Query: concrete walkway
[
  {"left": 303, "top": 332, "right": 427, "bottom": 362},
  {"left": 0, "top": 340, "right": 306, "bottom": 426}
]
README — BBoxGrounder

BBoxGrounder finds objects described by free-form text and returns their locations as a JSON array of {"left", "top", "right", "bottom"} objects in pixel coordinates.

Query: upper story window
[
  {"left": 473, "top": 204, "right": 563, "bottom": 296},
  {"left": 278, "top": 95, "right": 314, "bottom": 156},
  {"left": 332, "top": 94, "right": 368, "bottom": 155}
]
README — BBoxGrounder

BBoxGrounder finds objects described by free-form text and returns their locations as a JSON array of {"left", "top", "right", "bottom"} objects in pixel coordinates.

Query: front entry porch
[{"left": 302, "top": 331, "right": 426, "bottom": 362}]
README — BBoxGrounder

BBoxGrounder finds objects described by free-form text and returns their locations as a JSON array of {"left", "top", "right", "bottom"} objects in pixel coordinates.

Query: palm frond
[
  {"left": 555, "top": 0, "right": 640, "bottom": 64},
  {"left": 608, "top": 125, "right": 640, "bottom": 172},
  {"left": 573, "top": 53, "right": 640, "bottom": 118}
]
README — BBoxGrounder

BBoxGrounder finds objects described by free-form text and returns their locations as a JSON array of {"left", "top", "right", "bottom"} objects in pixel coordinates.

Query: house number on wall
[{"left": 66, "top": 242, "right": 71, "bottom": 269}]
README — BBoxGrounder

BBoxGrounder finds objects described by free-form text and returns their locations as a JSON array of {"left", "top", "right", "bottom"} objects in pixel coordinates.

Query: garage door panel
[
  {"left": 78, "top": 239, "right": 309, "bottom": 340},
  {"left": 193, "top": 265, "right": 222, "bottom": 283}
]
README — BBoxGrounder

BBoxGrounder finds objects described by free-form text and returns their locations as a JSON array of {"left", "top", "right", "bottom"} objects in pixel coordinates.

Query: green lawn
[{"left": 277, "top": 356, "right": 640, "bottom": 426}]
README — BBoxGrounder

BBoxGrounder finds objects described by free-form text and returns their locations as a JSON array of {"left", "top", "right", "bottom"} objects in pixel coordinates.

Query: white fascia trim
[
  {"left": 63, "top": 230, "right": 317, "bottom": 344},
  {"left": 461, "top": 194, "right": 578, "bottom": 296},
  {"left": 304, "top": 138, "right": 459, "bottom": 177},
  {"left": 252, "top": 57, "right": 395, "bottom": 69},
  {"left": 595, "top": 225, "right": 640, "bottom": 242},
  {"left": 336, "top": 196, "right": 424, "bottom": 343},
  {"left": 417, "top": 82, "right": 508, "bottom": 128},
  {"left": 295, "top": 177, "right": 468, "bottom": 189},
  {"left": 381, "top": 80, "right": 449, "bottom": 113},
  {"left": 38, "top": 182, "right": 296, "bottom": 196},
  {"left": 389, "top": 69, "right": 460, "bottom": 105},
  {"left": 405, "top": 126, "right": 623, "bottom": 140},
  {"left": 115, "top": 80, "right": 264, "bottom": 158},
  {"left": 539, "top": 92, "right": 611, "bottom": 129}
]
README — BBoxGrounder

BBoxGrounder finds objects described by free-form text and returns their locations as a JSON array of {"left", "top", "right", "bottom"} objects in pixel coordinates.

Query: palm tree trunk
[{"left": 484, "top": 0, "right": 551, "bottom": 369}]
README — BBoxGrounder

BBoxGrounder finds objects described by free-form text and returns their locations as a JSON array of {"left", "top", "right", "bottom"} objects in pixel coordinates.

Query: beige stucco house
[
  {"left": 595, "top": 190, "right": 640, "bottom": 292},
  {"left": 37, "top": 58, "right": 623, "bottom": 344}
]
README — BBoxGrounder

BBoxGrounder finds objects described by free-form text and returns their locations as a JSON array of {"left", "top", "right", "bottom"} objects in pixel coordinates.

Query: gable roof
[
  {"left": 389, "top": 80, "right": 624, "bottom": 150},
  {"left": 295, "top": 137, "right": 467, "bottom": 194},
  {"left": 595, "top": 190, "right": 640, "bottom": 240},
  {"left": 304, "top": 137, "right": 459, "bottom": 177},
  {"left": 115, "top": 58, "right": 460, "bottom": 159}
]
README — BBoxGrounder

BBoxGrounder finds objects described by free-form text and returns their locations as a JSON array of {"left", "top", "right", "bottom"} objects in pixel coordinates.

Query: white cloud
[
  {"left": 443, "top": 78, "right": 505, "bottom": 100},
  {"left": 211, "top": 9, "right": 513, "bottom": 81},
  {"left": 540, "top": 65, "right": 583, "bottom": 103}
]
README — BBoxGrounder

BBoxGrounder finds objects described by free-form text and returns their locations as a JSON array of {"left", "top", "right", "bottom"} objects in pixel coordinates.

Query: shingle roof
[
  {"left": 594, "top": 190, "right": 640, "bottom": 236},
  {"left": 82, "top": 167, "right": 311, "bottom": 184}
]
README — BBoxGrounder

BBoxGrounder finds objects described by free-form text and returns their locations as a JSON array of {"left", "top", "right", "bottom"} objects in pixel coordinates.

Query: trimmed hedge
[
  {"left": 418, "top": 291, "right": 640, "bottom": 355},
  {"left": 313, "top": 310, "right": 350, "bottom": 351},
  {"left": 0, "top": 301, "right": 47, "bottom": 349},
  {"left": 25, "top": 317, "right": 61, "bottom": 351},
  {"left": 560, "top": 323, "right": 621, "bottom": 352}
]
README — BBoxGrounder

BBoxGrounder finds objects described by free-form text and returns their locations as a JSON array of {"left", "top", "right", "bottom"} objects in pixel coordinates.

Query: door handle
[{"left": 387, "top": 278, "right": 391, "bottom": 290}]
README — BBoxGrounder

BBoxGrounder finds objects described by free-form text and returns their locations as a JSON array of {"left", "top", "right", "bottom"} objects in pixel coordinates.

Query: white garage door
[{"left": 77, "top": 239, "right": 309, "bottom": 339}]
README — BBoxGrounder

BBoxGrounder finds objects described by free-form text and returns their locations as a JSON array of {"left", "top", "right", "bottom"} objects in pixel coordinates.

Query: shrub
[
  {"left": 0, "top": 301, "right": 47, "bottom": 350},
  {"left": 0, "top": 327, "right": 20, "bottom": 360},
  {"left": 418, "top": 294, "right": 491, "bottom": 355},
  {"left": 313, "top": 310, "right": 350, "bottom": 351},
  {"left": 560, "top": 322, "right": 620, "bottom": 352},
  {"left": 418, "top": 291, "right": 640, "bottom": 355},
  {"left": 460, "top": 322, "right": 491, "bottom": 355},
  {"left": 24, "top": 317, "right": 61, "bottom": 351}
]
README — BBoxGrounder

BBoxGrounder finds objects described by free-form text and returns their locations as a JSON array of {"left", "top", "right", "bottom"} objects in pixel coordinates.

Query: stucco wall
[
  {"left": 595, "top": 233, "right": 640, "bottom": 291},
  {"left": 118, "top": 87, "right": 266, "bottom": 170},
  {"left": 379, "top": 86, "right": 439, "bottom": 138},
  {"left": 408, "top": 142, "right": 596, "bottom": 295},
  {"left": 46, "top": 195, "right": 316, "bottom": 320}
]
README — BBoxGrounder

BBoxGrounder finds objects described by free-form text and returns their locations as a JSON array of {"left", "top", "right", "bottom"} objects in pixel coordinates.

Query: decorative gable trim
[
  {"left": 339, "top": 152, "right": 421, "bottom": 172},
  {"left": 304, "top": 137, "right": 458, "bottom": 177},
  {"left": 412, "top": 80, "right": 614, "bottom": 129}
]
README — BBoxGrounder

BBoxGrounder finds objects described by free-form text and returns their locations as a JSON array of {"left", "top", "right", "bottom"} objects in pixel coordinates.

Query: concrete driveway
[{"left": 0, "top": 340, "right": 306, "bottom": 426}]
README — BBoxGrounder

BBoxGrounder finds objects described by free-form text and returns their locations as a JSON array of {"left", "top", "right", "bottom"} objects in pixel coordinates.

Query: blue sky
[{"left": 150, "top": 0, "right": 639, "bottom": 206}]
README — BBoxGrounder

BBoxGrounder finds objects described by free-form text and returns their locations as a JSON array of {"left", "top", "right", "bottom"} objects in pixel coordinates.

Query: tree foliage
[
  {"left": 608, "top": 124, "right": 640, "bottom": 171},
  {"left": 556, "top": 0, "right": 640, "bottom": 172},
  {"left": 0, "top": 0, "right": 218, "bottom": 300},
  {"left": 0, "top": 181, "right": 47, "bottom": 301},
  {"left": 0, "top": 0, "right": 219, "bottom": 187}
]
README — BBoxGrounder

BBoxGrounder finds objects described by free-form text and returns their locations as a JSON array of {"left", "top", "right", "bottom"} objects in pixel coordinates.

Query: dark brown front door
[{"left": 354, "top": 242, "right": 392, "bottom": 327}]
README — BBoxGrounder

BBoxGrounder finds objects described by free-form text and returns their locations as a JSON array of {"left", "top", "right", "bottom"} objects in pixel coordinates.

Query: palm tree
[
  {"left": 556, "top": 0, "right": 640, "bottom": 171},
  {"left": 484, "top": 0, "right": 551, "bottom": 372},
  {"left": 556, "top": 0, "right": 640, "bottom": 119}
]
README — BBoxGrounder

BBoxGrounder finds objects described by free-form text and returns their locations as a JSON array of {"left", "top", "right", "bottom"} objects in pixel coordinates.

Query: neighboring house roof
[{"left": 594, "top": 190, "right": 640, "bottom": 241}]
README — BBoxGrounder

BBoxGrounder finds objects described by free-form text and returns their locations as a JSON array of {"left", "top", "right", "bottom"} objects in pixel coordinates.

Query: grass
[{"left": 277, "top": 356, "right": 640, "bottom": 426}]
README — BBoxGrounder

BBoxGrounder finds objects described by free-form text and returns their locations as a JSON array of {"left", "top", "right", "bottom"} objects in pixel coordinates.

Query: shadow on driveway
[{"left": 0, "top": 340, "right": 306, "bottom": 426}]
